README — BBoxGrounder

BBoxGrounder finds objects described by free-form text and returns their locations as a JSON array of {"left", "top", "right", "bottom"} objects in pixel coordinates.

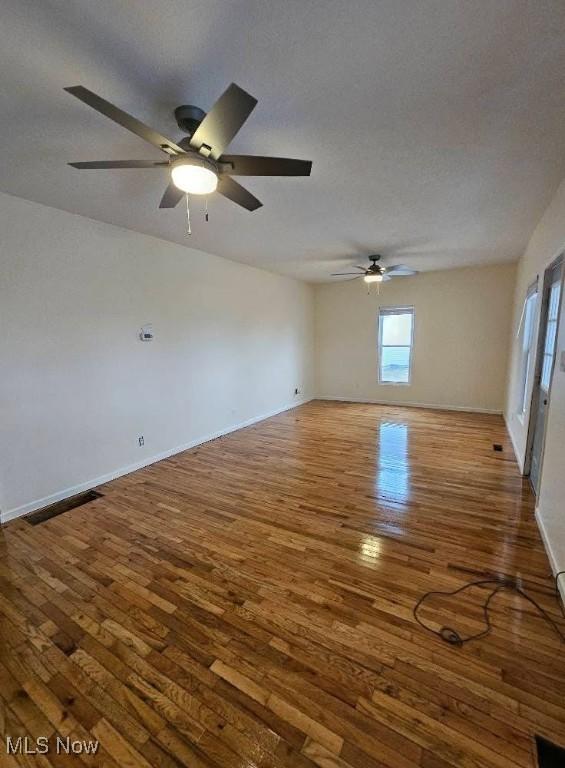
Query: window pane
[
  {"left": 543, "top": 319, "right": 557, "bottom": 356},
  {"left": 522, "top": 294, "right": 535, "bottom": 352},
  {"left": 381, "top": 312, "right": 412, "bottom": 346},
  {"left": 519, "top": 350, "right": 530, "bottom": 412},
  {"left": 541, "top": 353, "right": 553, "bottom": 390},
  {"left": 381, "top": 346, "right": 410, "bottom": 383},
  {"left": 540, "top": 279, "right": 561, "bottom": 390},
  {"left": 548, "top": 281, "right": 560, "bottom": 321},
  {"left": 517, "top": 291, "right": 537, "bottom": 414}
]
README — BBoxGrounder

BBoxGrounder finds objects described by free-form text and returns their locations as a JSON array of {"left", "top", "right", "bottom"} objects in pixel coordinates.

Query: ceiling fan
[
  {"left": 331, "top": 255, "right": 417, "bottom": 286},
  {"left": 65, "top": 83, "right": 312, "bottom": 214}
]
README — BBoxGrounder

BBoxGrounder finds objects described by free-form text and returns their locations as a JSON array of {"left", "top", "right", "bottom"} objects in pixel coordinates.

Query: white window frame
[
  {"left": 516, "top": 282, "right": 538, "bottom": 420},
  {"left": 377, "top": 306, "right": 415, "bottom": 385}
]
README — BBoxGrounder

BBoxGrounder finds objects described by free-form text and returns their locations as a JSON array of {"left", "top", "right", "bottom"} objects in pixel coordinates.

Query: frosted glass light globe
[
  {"left": 364, "top": 273, "right": 383, "bottom": 283},
  {"left": 171, "top": 161, "right": 218, "bottom": 195}
]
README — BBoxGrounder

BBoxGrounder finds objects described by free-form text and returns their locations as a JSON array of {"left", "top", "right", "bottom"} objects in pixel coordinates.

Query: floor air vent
[
  {"left": 25, "top": 490, "right": 102, "bottom": 526},
  {"left": 535, "top": 735, "right": 565, "bottom": 767},
  {"left": 492, "top": 443, "right": 503, "bottom": 452}
]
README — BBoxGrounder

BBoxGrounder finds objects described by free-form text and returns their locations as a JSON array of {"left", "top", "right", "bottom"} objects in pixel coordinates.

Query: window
[
  {"left": 540, "top": 278, "right": 562, "bottom": 390},
  {"left": 378, "top": 306, "right": 414, "bottom": 384},
  {"left": 516, "top": 285, "right": 537, "bottom": 416}
]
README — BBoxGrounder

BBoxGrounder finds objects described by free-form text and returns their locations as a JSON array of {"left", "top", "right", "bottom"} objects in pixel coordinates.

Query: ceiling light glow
[
  {"left": 171, "top": 158, "right": 218, "bottom": 195},
  {"left": 364, "top": 273, "right": 383, "bottom": 283}
]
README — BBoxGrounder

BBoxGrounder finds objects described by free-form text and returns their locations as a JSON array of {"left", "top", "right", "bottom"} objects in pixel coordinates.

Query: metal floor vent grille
[
  {"left": 536, "top": 735, "right": 565, "bottom": 767},
  {"left": 25, "top": 490, "right": 102, "bottom": 526}
]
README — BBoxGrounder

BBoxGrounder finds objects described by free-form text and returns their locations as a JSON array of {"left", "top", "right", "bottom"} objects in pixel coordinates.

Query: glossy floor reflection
[{"left": 376, "top": 421, "right": 410, "bottom": 504}]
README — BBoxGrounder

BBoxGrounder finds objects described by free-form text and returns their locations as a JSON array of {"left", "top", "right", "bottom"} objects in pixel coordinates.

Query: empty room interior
[{"left": 2, "top": 1, "right": 565, "bottom": 766}]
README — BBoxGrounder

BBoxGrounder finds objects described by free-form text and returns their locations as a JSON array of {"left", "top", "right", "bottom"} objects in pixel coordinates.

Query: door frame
[{"left": 523, "top": 253, "right": 564, "bottom": 483}]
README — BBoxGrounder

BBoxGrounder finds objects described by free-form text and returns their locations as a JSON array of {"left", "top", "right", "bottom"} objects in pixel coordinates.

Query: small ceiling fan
[
  {"left": 65, "top": 83, "right": 312, "bottom": 213},
  {"left": 332, "top": 255, "right": 417, "bottom": 285}
]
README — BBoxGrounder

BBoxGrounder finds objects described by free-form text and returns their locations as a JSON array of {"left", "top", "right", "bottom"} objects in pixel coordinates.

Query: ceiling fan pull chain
[
  {"left": 205, "top": 198, "right": 209, "bottom": 222},
  {"left": 185, "top": 193, "right": 192, "bottom": 236}
]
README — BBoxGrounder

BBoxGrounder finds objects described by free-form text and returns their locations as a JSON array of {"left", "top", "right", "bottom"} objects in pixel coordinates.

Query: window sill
[{"left": 378, "top": 381, "right": 411, "bottom": 386}]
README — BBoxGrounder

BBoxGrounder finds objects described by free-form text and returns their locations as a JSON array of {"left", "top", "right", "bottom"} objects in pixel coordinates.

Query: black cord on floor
[{"left": 413, "top": 570, "right": 565, "bottom": 646}]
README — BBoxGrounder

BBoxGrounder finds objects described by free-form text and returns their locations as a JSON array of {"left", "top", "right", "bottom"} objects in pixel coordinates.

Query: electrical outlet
[{"left": 138, "top": 436, "right": 144, "bottom": 447}]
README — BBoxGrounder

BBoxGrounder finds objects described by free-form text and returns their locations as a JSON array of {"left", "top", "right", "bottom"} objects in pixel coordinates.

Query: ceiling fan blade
[
  {"left": 355, "top": 265, "right": 369, "bottom": 270},
  {"left": 331, "top": 272, "right": 364, "bottom": 276},
  {"left": 65, "top": 85, "right": 185, "bottom": 155},
  {"left": 219, "top": 155, "right": 312, "bottom": 176},
  {"left": 385, "top": 265, "right": 418, "bottom": 276},
  {"left": 189, "top": 83, "right": 257, "bottom": 160},
  {"left": 69, "top": 160, "right": 169, "bottom": 169},
  {"left": 159, "top": 182, "right": 184, "bottom": 209},
  {"left": 336, "top": 275, "right": 364, "bottom": 281},
  {"left": 217, "top": 176, "right": 262, "bottom": 211}
]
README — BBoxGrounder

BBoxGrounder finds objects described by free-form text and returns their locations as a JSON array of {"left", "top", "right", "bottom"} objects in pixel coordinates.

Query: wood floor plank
[{"left": 1, "top": 401, "right": 564, "bottom": 767}]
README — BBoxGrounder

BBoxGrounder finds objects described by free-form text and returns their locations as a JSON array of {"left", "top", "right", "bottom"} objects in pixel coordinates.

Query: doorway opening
[{"left": 524, "top": 254, "right": 563, "bottom": 495}]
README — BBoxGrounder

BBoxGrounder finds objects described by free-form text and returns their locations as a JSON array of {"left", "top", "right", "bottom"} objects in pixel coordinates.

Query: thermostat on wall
[{"left": 139, "top": 324, "right": 154, "bottom": 342}]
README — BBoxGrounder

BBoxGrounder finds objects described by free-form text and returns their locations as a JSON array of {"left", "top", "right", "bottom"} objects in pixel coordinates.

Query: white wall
[
  {"left": 314, "top": 263, "right": 516, "bottom": 413},
  {"left": 0, "top": 192, "right": 314, "bottom": 521},
  {"left": 504, "top": 178, "right": 565, "bottom": 594}
]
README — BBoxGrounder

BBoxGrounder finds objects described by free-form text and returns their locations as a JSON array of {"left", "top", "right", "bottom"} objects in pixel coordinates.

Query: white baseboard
[
  {"left": 315, "top": 395, "right": 502, "bottom": 415},
  {"left": 503, "top": 413, "right": 525, "bottom": 473},
  {"left": 1, "top": 397, "right": 311, "bottom": 525},
  {"left": 535, "top": 507, "right": 565, "bottom": 605}
]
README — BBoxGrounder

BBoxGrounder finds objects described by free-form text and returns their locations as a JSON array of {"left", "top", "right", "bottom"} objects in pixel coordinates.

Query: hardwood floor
[{"left": 1, "top": 400, "right": 564, "bottom": 767}]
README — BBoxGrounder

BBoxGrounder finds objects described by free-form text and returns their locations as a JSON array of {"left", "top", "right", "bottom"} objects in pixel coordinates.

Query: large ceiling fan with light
[
  {"left": 65, "top": 83, "right": 312, "bottom": 222},
  {"left": 331, "top": 255, "right": 417, "bottom": 290}
]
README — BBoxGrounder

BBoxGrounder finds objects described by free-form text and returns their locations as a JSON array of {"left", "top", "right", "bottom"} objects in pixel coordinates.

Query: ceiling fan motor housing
[
  {"left": 174, "top": 105, "right": 206, "bottom": 136},
  {"left": 369, "top": 255, "right": 384, "bottom": 274}
]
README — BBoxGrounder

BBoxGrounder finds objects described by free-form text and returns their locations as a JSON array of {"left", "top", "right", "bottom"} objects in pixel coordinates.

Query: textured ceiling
[{"left": 2, "top": 0, "right": 565, "bottom": 281}]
